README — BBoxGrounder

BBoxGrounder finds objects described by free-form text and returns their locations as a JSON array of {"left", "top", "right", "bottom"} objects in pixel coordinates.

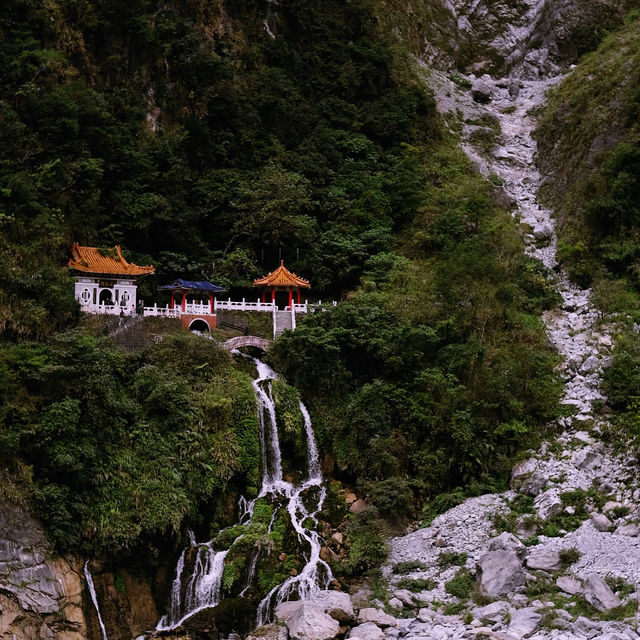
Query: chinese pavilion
[
  {"left": 68, "top": 243, "right": 155, "bottom": 314},
  {"left": 253, "top": 261, "right": 310, "bottom": 308}
]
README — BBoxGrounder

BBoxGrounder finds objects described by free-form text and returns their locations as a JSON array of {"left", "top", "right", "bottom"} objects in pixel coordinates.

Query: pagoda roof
[
  {"left": 158, "top": 279, "right": 226, "bottom": 293},
  {"left": 253, "top": 261, "right": 310, "bottom": 288},
  {"left": 68, "top": 243, "right": 155, "bottom": 276}
]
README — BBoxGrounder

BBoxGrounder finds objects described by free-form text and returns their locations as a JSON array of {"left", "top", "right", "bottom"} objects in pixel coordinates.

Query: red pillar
[
  {"left": 262, "top": 290, "right": 266, "bottom": 303},
  {"left": 288, "top": 288, "right": 293, "bottom": 309},
  {"left": 271, "top": 288, "right": 276, "bottom": 302},
  {"left": 297, "top": 289, "right": 301, "bottom": 304},
  {"left": 209, "top": 295, "right": 213, "bottom": 314},
  {"left": 181, "top": 292, "right": 186, "bottom": 312},
  {"left": 170, "top": 293, "right": 175, "bottom": 309}
]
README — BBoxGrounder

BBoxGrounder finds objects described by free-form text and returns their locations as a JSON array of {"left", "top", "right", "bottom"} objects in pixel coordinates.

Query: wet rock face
[{"left": 0, "top": 503, "right": 86, "bottom": 640}]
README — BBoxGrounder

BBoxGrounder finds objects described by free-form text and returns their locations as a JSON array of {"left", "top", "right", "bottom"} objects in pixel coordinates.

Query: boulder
[
  {"left": 417, "top": 607, "right": 434, "bottom": 622},
  {"left": 348, "top": 622, "right": 385, "bottom": 640},
  {"left": 583, "top": 574, "right": 622, "bottom": 612},
  {"left": 556, "top": 576, "right": 582, "bottom": 595},
  {"left": 392, "top": 589, "right": 415, "bottom": 608},
  {"left": 508, "top": 607, "right": 541, "bottom": 637},
  {"left": 534, "top": 489, "right": 563, "bottom": 521},
  {"left": 615, "top": 523, "right": 639, "bottom": 537},
  {"left": 575, "top": 446, "right": 603, "bottom": 470},
  {"left": 590, "top": 512, "right": 611, "bottom": 532},
  {"left": 356, "top": 608, "right": 397, "bottom": 628},
  {"left": 526, "top": 550, "right": 561, "bottom": 571},
  {"left": 349, "top": 499, "right": 368, "bottom": 514},
  {"left": 312, "top": 590, "right": 355, "bottom": 623},
  {"left": 286, "top": 602, "right": 340, "bottom": 640},
  {"left": 246, "top": 624, "right": 289, "bottom": 640},
  {"left": 512, "top": 458, "right": 537, "bottom": 483},
  {"left": 520, "top": 472, "right": 546, "bottom": 496},
  {"left": 276, "top": 601, "right": 303, "bottom": 623},
  {"left": 477, "top": 550, "right": 524, "bottom": 597},
  {"left": 471, "top": 76, "right": 493, "bottom": 103},
  {"left": 471, "top": 600, "right": 509, "bottom": 623},
  {"left": 388, "top": 597, "right": 403, "bottom": 610},
  {"left": 488, "top": 532, "right": 526, "bottom": 559}
]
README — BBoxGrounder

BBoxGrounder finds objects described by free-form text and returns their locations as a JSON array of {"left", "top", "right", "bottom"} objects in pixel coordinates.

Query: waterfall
[
  {"left": 239, "top": 547, "right": 261, "bottom": 596},
  {"left": 84, "top": 562, "right": 109, "bottom": 640},
  {"left": 157, "top": 546, "right": 229, "bottom": 630},
  {"left": 299, "top": 401, "right": 321, "bottom": 480},
  {"left": 157, "top": 355, "right": 332, "bottom": 631}
]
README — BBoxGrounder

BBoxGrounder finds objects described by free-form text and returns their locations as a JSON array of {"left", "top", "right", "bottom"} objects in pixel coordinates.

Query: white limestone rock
[
  {"left": 487, "top": 532, "right": 526, "bottom": 559},
  {"left": 387, "top": 597, "right": 402, "bottom": 610},
  {"left": 471, "top": 600, "right": 509, "bottom": 623},
  {"left": 477, "top": 550, "right": 524, "bottom": 597},
  {"left": 591, "top": 512, "right": 612, "bottom": 531},
  {"left": 286, "top": 602, "right": 340, "bottom": 640},
  {"left": 392, "top": 589, "right": 416, "bottom": 608},
  {"left": 534, "top": 488, "right": 563, "bottom": 521},
  {"left": 526, "top": 550, "right": 562, "bottom": 571},
  {"left": 276, "top": 601, "right": 303, "bottom": 623},
  {"left": 583, "top": 574, "right": 622, "bottom": 612},
  {"left": 508, "top": 607, "right": 541, "bottom": 637},
  {"left": 312, "top": 590, "right": 355, "bottom": 623},
  {"left": 348, "top": 622, "right": 385, "bottom": 640},
  {"left": 556, "top": 575, "right": 582, "bottom": 595},
  {"left": 357, "top": 608, "right": 398, "bottom": 628}
]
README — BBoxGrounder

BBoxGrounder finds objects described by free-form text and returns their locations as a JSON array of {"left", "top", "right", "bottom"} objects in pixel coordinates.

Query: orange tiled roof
[
  {"left": 68, "top": 243, "right": 155, "bottom": 276},
  {"left": 253, "top": 261, "right": 310, "bottom": 288}
]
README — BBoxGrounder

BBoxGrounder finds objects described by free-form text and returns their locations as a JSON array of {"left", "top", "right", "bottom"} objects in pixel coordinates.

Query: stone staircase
[{"left": 273, "top": 310, "right": 293, "bottom": 338}]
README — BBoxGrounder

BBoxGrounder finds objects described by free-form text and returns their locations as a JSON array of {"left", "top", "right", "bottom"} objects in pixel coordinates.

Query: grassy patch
[
  {"left": 438, "top": 551, "right": 469, "bottom": 568},
  {"left": 445, "top": 568, "right": 474, "bottom": 599},
  {"left": 395, "top": 577, "right": 437, "bottom": 591}
]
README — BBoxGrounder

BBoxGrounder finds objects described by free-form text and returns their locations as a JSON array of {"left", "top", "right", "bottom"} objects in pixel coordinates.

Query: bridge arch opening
[{"left": 189, "top": 318, "right": 210, "bottom": 332}]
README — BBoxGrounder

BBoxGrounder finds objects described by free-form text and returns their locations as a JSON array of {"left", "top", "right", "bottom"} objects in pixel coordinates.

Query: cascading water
[
  {"left": 84, "top": 562, "right": 109, "bottom": 640},
  {"left": 157, "top": 354, "right": 332, "bottom": 631}
]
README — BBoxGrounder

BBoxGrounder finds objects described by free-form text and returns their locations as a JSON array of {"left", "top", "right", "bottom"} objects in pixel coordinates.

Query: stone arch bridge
[{"left": 222, "top": 335, "right": 272, "bottom": 351}]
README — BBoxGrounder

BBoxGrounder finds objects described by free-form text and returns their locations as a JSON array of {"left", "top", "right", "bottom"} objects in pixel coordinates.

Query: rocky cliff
[
  {"left": 0, "top": 502, "right": 86, "bottom": 640},
  {"left": 0, "top": 501, "right": 163, "bottom": 640}
]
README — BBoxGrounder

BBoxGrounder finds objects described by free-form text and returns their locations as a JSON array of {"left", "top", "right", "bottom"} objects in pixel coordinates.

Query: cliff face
[
  {"left": 0, "top": 502, "right": 162, "bottom": 640},
  {"left": 385, "top": 0, "right": 637, "bottom": 76},
  {"left": 0, "top": 502, "right": 86, "bottom": 640}
]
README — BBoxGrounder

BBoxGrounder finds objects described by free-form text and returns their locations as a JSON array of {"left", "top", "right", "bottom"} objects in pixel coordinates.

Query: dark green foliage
[
  {"left": 338, "top": 508, "right": 389, "bottom": 576},
  {"left": 537, "top": 13, "right": 640, "bottom": 312},
  {"left": 270, "top": 149, "right": 561, "bottom": 501},
  {"left": 437, "top": 551, "right": 468, "bottom": 568},
  {"left": 0, "top": 0, "right": 438, "bottom": 339},
  {"left": 445, "top": 568, "right": 474, "bottom": 599},
  {"left": 559, "top": 547, "right": 581, "bottom": 567},
  {"left": 358, "top": 477, "right": 413, "bottom": 519},
  {"left": 606, "top": 575, "right": 635, "bottom": 599},
  {"left": 0, "top": 330, "right": 258, "bottom": 554},
  {"left": 395, "top": 577, "right": 436, "bottom": 591},
  {"left": 392, "top": 560, "right": 427, "bottom": 574}
]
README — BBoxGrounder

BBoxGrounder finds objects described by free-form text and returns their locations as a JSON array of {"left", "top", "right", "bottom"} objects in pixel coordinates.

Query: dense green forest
[{"left": 0, "top": 0, "right": 561, "bottom": 568}]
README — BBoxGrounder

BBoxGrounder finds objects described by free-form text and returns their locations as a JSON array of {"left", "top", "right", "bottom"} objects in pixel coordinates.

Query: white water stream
[
  {"left": 84, "top": 562, "right": 109, "bottom": 640},
  {"left": 157, "top": 355, "right": 332, "bottom": 631}
]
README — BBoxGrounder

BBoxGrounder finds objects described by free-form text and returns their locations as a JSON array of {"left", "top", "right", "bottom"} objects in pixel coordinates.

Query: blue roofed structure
[{"left": 158, "top": 279, "right": 226, "bottom": 293}]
